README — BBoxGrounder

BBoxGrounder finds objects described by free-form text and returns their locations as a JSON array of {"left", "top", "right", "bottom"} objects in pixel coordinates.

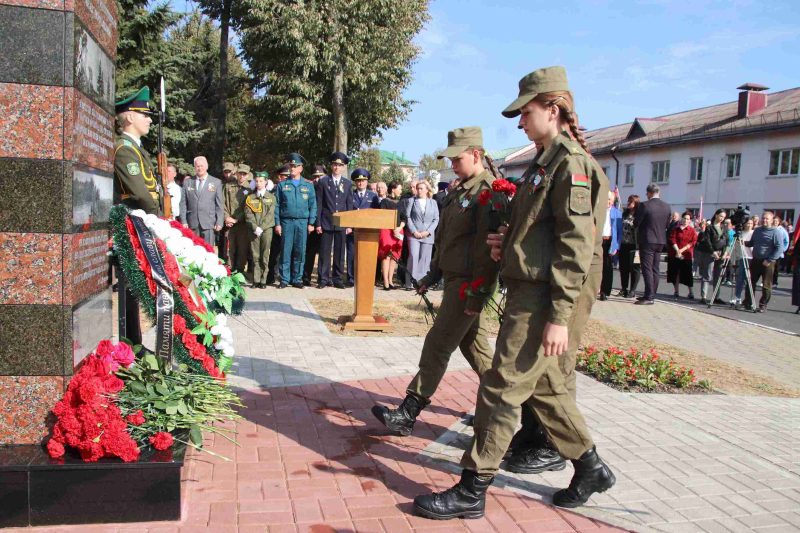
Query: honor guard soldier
[
  {"left": 275, "top": 153, "right": 317, "bottom": 288},
  {"left": 114, "top": 86, "right": 162, "bottom": 216},
  {"left": 113, "top": 86, "right": 161, "bottom": 346},
  {"left": 267, "top": 164, "right": 292, "bottom": 285},
  {"left": 222, "top": 164, "right": 252, "bottom": 274},
  {"left": 246, "top": 172, "right": 279, "bottom": 288}
]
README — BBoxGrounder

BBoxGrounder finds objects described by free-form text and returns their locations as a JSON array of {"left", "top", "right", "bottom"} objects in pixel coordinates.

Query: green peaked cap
[
  {"left": 115, "top": 86, "right": 152, "bottom": 115},
  {"left": 255, "top": 171, "right": 269, "bottom": 178},
  {"left": 438, "top": 126, "right": 483, "bottom": 158}
]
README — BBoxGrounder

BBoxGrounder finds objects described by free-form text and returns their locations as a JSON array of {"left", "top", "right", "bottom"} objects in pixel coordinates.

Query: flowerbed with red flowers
[
  {"left": 47, "top": 340, "right": 243, "bottom": 462},
  {"left": 577, "top": 345, "right": 712, "bottom": 393}
]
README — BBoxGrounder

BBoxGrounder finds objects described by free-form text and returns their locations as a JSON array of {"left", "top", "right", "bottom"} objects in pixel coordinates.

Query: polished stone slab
[
  {"left": 0, "top": 304, "right": 66, "bottom": 375},
  {"left": 0, "top": 158, "right": 66, "bottom": 233},
  {"left": 0, "top": 5, "right": 65, "bottom": 86}
]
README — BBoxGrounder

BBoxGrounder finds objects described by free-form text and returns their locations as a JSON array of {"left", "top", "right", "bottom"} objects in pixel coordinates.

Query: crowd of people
[
  {"left": 597, "top": 183, "right": 798, "bottom": 313},
  {"left": 163, "top": 152, "right": 447, "bottom": 291}
]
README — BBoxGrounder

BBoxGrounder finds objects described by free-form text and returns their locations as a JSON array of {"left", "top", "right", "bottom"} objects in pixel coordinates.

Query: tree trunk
[
  {"left": 213, "top": 0, "right": 231, "bottom": 175},
  {"left": 332, "top": 67, "right": 347, "bottom": 153}
]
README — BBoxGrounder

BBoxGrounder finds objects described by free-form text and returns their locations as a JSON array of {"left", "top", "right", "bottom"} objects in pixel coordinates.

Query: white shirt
[
  {"left": 167, "top": 181, "right": 181, "bottom": 218},
  {"left": 602, "top": 208, "right": 612, "bottom": 237},
  {"left": 415, "top": 197, "right": 428, "bottom": 215}
]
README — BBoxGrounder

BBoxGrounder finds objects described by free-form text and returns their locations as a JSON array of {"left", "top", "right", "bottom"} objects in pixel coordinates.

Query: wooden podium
[{"left": 333, "top": 209, "right": 397, "bottom": 331}]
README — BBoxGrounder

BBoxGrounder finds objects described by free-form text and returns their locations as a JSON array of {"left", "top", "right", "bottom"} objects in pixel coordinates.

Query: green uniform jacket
[
  {"left": 275, "top": 178, "right": 317, "bottom": 225},
  {"left": 224, "top": 182, "right": 249, "bottom": 222},
  {"left": 113, "top": 133, "right": 161, "bottom": 215},
  {"left": 244, "top": 191, "right": 279, "bottom": 231},
  {"left": 500, "top": 131, "right": 609, "bottom": 326},
  {"left": 421, "top": 170, "right": 500, "bottom": 312}
]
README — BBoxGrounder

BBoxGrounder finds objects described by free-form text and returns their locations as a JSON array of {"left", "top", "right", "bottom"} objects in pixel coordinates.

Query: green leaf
[
  {"left": 165, "top": 404, "right": 178, "bottom": 415},
  {"left": 190, "top": 324, "right": 206, "bottom": 335},
  {"left": 189, "top": 425, "right": 203, "bottom": 445},
  {"left": 128, "top": 381, "right": 147, "bottom": 394},
  {"left": 144, "top": 353, "right": 160, "bottom": 370},
  {"left": 177, "top": 400, "right": 188, "bottom": 415},
  {"left": 154, "top": 401, "right": 167, "bottom": 410},
  {"left": 155, "top": 383, "right": 170, "bottom": 396}
]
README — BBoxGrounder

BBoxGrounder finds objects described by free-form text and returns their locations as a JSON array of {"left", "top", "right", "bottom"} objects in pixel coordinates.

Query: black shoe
[
  {"left": 757, "top": 305, "right": 766, "bottom": 313},
  {"left": 413, "top": 470, "right": 493, "bottom": 520},
  {"left": 504, "top": 444, "right": 567, "bottom": 474},
  {"left": 462, "top": 414, "right": 474, "bottom": 427},
  {"left": 713, "top": 297, "right": 725, "bottom": 305},
  {"left": 615, "top": 289, "right": 628, "bottom": 297},
  {"left": 552, "top": 446, "right": 616, "bottom": 508},
  {"left": 291, "top": 282, "right": 303, "bottom": 289},
  {"left": 317, "top": 282, "right": 328, "bottom": 289},
  {"left": 383, "top": 285, "right": 391, "bottom": 291},
  {"left": 371, "top": 394, "right": 429, "bottom": 436},
  {"left": 278, "top": 282, "right": 288, "bottom": 289},
  {"left": 302, "top": 280, "right": 311, "bottom": 286},
  {"left": 634, "top": 299, "right": 654, "bottom": 305},
  {"left": 266, "top": 277, "right": 275, "bottom": 285},
  {"left": 687, "top": 292, "right": 695, "bottom": 300},
  {"left": 673, "top": 292, "right": 679, "bottom": 300},
  {"left": 333, "top": 282, "right": 345, "bottom": 289},
  {"left": 345, "top": 281, "right": 354, "bottom": 288},
  {"left": 598, "top": 293, "right": 608, "bottom": 301},
  {"left": 635, "top": 296, "right": 647, "bottom": 301}
]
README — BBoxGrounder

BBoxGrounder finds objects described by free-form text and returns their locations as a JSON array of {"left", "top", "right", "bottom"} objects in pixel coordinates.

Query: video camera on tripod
[{"left": 730, "top": 203, "right": 751, "bottom": 233}]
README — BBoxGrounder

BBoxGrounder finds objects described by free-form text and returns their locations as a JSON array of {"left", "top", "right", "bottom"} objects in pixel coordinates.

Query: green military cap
[
  {"left": 501, "top": 66, "right": 571, "bottom": 118},
  {"left": 438, "top": 126, "right": 484, "bottom": 158},
  {"left": 237, "top": 163, "right": 251, "bottom": 174},
  {"left": 223, "top": 162, "right": 237, "bottom": 172},
  {"left": 285, "top": 152, "right": 307, "bottom": 166},
  {"left": 254, "top": 171, "right": 269, "bottom": 178},
  {"left": 115, "top": 86, "right": 152, "bottom": 115}
]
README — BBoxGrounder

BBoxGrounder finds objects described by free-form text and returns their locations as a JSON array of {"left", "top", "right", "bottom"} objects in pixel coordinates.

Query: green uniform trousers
[
  {"left": 462, "top": 279, "right": 594, "bottom": 474},
  {"left": 407, "top": 275, "right": 494, "bottom": 400},
  {"left": 251, "top": 228, "right": 274, "bottom": 285},
  {"left": 280, "top": 218, "right": 308, "bottom": 284},
  {"left": 228, "top": 222, "right": 251, "bottom": 274}
]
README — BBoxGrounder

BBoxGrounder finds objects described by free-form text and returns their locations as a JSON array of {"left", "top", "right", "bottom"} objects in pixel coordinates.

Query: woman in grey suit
[{"left": 404, "top": 180, "right": 439, "bottom": 287}]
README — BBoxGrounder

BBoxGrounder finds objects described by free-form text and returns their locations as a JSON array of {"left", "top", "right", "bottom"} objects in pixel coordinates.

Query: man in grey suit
[
  {"left": 180, "top": 156, "right": 224, "bottom": 245},
  {"left": 404, "top": 181, "right": 439, "bottom": 288}
]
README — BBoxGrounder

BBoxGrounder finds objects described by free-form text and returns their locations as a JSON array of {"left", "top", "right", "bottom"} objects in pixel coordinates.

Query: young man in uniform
[
  {"left": 246, "top": 172, "right": 279, "bottom": 288},
  {"left": 222, "top": 164, "right": 252, "bottom": 275},
  {"left": 275, "top": 153, "right": 317, "bottom": 288},
  {"left": 316, "top": 152, "right": 354, "bottom": 288},
  {"left": 347, "top": 169, "right": 380, "bottom": 285}
]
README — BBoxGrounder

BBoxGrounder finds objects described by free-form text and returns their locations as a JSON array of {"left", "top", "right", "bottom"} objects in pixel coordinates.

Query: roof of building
[
  {"left": 500, "top": 86, "right": 800, "bottom": 167},
  {"left": 380, "top": 150, "right": 416, "bottom": 166},
  {"left": 488, "top": 145, "right": 528, "bottom": 162}
]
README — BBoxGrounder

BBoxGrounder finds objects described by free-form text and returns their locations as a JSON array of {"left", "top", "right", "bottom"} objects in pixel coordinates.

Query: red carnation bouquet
[
  {"left": 458, "top": 276, "right": 505, "bottom": 321},
  {"left": 478, "top": 179, "right": 516, "bottom": 231}
]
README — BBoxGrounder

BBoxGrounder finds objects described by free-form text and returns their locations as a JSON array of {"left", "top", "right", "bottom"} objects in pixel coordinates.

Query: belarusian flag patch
[{"left": 571, "top": 174, "right": 590, "bottom": 187}]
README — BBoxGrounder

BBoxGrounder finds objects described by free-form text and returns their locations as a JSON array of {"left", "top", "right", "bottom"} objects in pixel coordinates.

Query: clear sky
[{"left": 378, "top": 0, "right": 800, "bottom": 163}]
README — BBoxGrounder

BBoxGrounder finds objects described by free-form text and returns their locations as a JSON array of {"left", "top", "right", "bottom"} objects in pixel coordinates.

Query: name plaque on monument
[
  {"left": 74, "top": 0, "right": 118, "bottom": 58},
  {"left": 63, "top": 229, "right": 110, "bottom": 307},
  {"left": 66, "top": 91, "right": 114, "bottom": 172},
  {"left": 74, "top": 21, "right": 115, "bottom": 113}
]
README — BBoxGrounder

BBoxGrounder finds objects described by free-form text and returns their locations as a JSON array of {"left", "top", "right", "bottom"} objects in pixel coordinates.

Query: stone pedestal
[{"left": 0, "top": 0, "right": 117, "bottom": 446}]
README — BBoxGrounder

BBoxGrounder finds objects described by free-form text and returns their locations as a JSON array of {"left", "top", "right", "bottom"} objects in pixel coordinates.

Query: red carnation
[
  {"left": 470, "top": 277, "right": 486, "bottom": 292},
  {"left": 125, "top": 410, "right": 146, "bottom": 426},
  {"left": 458, "top": 281, "right": 469, "bottom": 301},
  {"left": 149, "top": 431, "right": 174, "bottom": 451},
  {"left": 47, "top": 439, "right": 65, "bottom": 459},
  {"left": 492, "top": 179, "right": 516, "bottom": 195},
  {"left": 477, "top": 189, "right": 492, "bottom": 206}
]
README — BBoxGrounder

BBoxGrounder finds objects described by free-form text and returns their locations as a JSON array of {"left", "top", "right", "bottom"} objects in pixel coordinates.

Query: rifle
[{"left": 157, "top": 76, "right": 172, "bottom": 218}]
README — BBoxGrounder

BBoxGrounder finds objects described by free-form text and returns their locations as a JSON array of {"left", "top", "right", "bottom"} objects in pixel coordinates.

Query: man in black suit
[
  {"left": 634, "top": 183, "right": 672, "bottom": 304},
  {"left": 315, "top": 152, "right": 354, "bottom": 288}
]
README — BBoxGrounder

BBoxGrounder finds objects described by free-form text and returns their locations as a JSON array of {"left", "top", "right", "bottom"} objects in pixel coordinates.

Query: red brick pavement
[{"left": 12, "top": 371, "right": 630, "bottom": 533}]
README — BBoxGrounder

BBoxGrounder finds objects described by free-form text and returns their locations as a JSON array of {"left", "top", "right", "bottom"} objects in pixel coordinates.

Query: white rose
[
  {"left": 130, "top": 209, "right": 146, "bottom": 219},
  {"left": 222, "top": 345, "right": 234, "bottom": 357},
  {"left": 216, "top": 314, "right": 227, "bottom": 327},
  {"left": 210, "top": 325, "right": 222, "bottom": 335}
]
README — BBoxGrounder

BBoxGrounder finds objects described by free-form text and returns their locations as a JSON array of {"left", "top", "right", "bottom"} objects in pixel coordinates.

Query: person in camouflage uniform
[{"left": 246, "top": 172, "right": 279, "bottom": 288}]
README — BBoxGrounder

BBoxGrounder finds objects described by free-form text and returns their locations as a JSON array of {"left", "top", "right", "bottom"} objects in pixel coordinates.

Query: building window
[
  {"left": 624, "top": 164, "right": 634, "bottom": 185},
  {"left": 726, "top": 153, "right": 741, "bottom": 178},
  {"left": 689, "top": 157, "right": 703, "bottom": 182},
  {"left": 769, "top": 148, "right": 800, "bottom": 176},
  {"left": 651, "top": 160, "right": 670, "bottom": 183}
]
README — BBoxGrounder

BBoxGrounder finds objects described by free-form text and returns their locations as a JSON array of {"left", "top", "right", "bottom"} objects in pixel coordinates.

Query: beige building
[{"left": 501, "top": 83, "right": 800, "bottom": 224}]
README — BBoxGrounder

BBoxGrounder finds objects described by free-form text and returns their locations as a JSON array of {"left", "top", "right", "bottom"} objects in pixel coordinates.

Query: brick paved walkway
[{"left": 15, "top": 287, "right": 800, "bottom": 532}]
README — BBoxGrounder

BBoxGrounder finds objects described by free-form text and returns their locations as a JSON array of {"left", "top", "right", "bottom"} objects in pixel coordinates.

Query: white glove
[{"left": 255, "top": 227, "right": 263, "bottom": 237}]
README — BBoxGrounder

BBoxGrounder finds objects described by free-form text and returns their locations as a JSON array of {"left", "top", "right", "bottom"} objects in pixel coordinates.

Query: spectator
[
  {"left": 772, "top": 216, "right": 789, "bottom": 286},
  {"left": 617, "top": 194, "right": 640, "bottom": 298},
  {"left": 599, "top": 190, "right": 621, "bottom": 301},
  {"left": 742, "top": 211, "right": 783, "bottom": 312},
  {"left": 634, "top": 183, "right": 672, "bottom": 305},
  {"left": 378, "top": 181, "right": 405, "bottom": 290},
  {"left": 791, "top": 221, "right": 800, "bottom": 313},
  {"left": 376, "top": 181, "right": 388, "bottom": 201},
  {"left": 722, "top": 218, "right": 735, "bottom": 285},
  {"left": 667, "top": 212, "right": 697, "bottom": 299},
  {"left": 693, "top": 218, "right": 707, "bottom": 278},
  {"left": 180, "top": 156, "right": 224, "bottom": 246},
  {"left": 696, "top": 208, "right": 729, "bottom": 305},
  {"left": 404, "top": 180, "right": 438, "bottom": 289},
  {"left": 433, "top": 181, "right": 449, "bottom": 213},
  {"left": 731, "top": 218, "right": 754, "bottom": 306},
  {"left": 165, "top": 163, "right": 181, "bottom": 221},
  {"left": 302, "top": 165, "right": 326, "bottom": 286},
  {"left": 397, "top": 180, "right": 419, "bottom": 288},
  {"left": 369, "top": 182, "right": 378, "bottom": 193},
  {"left": 751, "top": 215, "right": 760, "bottom": 228}
]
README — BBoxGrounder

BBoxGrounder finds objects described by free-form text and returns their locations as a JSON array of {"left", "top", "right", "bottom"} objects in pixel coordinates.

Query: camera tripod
[{"left": 708, "top": 232, "right": 757, "bottom": 312}]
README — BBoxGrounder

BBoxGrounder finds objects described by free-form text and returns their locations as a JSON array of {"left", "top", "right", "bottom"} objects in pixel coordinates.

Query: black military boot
[
  {"left": 413, "top": 469, "right": 493, "bottom": 520},
  {"left": 371, "top": 394, "right": 429, "bottom": 436},
  {"left": 504, "top": 441, "right": 567, "bottom": 474},
  {"left": 552, "top": 446, "right": 616, "bottom": 508},
  {"left": 503, "top": 406, "right": 543, "bottom": 460}
]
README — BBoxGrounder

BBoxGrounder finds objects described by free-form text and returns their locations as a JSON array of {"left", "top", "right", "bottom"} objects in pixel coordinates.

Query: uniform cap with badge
[
  {"left": 312, "top": 165, "right": 326, "bottom": 177},
  {"left": 350, "top": 168, "right": 371, "bottom": 181},
  {"left": 254, "top": 171, "right": 269, "bottom": 179},
  {"left": 329, "top": 151, "right": 350, "bottom": 165},
  {"left": 285, "top": 153, "right": 307, "bottom": 166},
  {"left": 115, "top": 86, "right": 153, "bottom": 115},
  {"left": 438, "top": 126, "right": 483, "bottom": 158},
  {"left": 277, "top": 163, "right": 291, "bottom": 177},
  {"left": 501, "top": 66, "right": 571, "bottom": 118}
]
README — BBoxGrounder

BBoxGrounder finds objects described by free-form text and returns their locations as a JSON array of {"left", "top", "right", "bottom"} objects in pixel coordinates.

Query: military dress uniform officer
[
  {"left": 413, "top": 66, "right": 615, "bottom": 520},
  {"left": 113, "top": 86, "right": 162, "bottom": 346},
  {"left": 246, "top": 172, "right": 279, "bottom": 288},
  {"left": 346, "top": 169, "right": 380, "bottom": 285},
  {"left": 267, "top": 164, "right": 292, "bottom": 285},
  {"left": 217, "top": 161, "right": 238, "bottom": 262},
  {"left": 316, "top": 152, "right": 354, "bottom": 288},
  {"left": 303, "top": 165, "right": 327, "bottom": 286},
  {"left": 275, "top": 153, "right": 317, "bottom": 288},
  {"left": 222, "top": 164, "right": 253, "bottom": 274}
]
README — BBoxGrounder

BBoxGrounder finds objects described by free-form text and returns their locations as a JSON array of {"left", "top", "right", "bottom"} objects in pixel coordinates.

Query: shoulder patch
[
  {"left": 126, "top": 162, "right": 141, "bottom": 176},
  {"left": 571, "top": 174, "right": 590, "bottom": 187}
]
